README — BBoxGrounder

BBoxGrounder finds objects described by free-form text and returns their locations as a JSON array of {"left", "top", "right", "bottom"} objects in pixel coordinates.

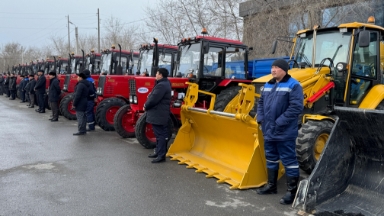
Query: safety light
[
  {"left": 367, "top": 16, "right": 375, "bottom": 24},
  {"left": 201, "top": 28, "right": 208, "bottom": 35},
  {"left": 91, "top": 49, "right": 94, "bottom": 53},
  {"left": 111, "top": 45, "right": 115, "bottom": 49},
  {"left": 313, "top": 25, "right": 320, "bottom": 30}
]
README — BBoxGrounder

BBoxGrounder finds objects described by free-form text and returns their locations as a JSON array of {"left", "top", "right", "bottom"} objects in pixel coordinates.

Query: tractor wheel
[
  {"left": 214, "top": 86, "right": 242, "bottom": 111},
  {"left": 296, "top": 120, "right": 334, "bottom": 174},
  {"left": 376, "top": 101, "right": 384, "bottom": 110},
  {"left": 59, "top": 93, "right": 77, "bottom": 120},
  {"left": 96, "top": 98, "right": 126, "bottom": 131},
  {"left": 135, "top": 112, "right": 174, "bottom": 149},
  {"left": 113, "top": 104, "right": 136, "bottom": 138}
]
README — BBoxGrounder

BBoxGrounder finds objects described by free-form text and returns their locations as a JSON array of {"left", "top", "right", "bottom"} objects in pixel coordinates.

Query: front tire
[
  {"left": 114, "top": 104, "right": 136, "bottom": 138},
  {"left": 59, "top": 93, "right": 77, "bottom": 120},
  {"left": 214, "top": 86, "right": 241, "bottom": 111},
  {"left": 296, "top": 120, "right": 334, "bottom": 174},
  {"left": 135, "top": 112, "right": 174, "bottom": 149},
  {"left": 96, "top": 98, "right": 127, "bottom": 131}
]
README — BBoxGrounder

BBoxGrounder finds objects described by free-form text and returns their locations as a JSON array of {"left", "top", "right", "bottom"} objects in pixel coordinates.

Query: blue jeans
[
  {"left": 76, "top": 111, "right": 87, "bottom": 133},
  {"left": 86, "top": 100, "right": 95, "bottom": 130},
  {"left": 264, "top": 140, "right": 299, "bottom": 177}
]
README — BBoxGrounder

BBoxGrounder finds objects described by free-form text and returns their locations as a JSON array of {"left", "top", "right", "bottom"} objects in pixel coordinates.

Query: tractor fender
[
  {"left": 115, "top": 95, "right": 129, "bottom": 104},
  {"left": 358, "top": 85, "right": 384, "bottom": 109},
  {"left": 169, "top": 112, "right": 180, "bottom": 129},
  {"left": 301, "top": 114, "right": 335, "bottom": 124}
]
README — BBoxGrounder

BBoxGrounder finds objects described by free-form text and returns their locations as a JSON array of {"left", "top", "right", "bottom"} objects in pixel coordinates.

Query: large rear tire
[
  {"left": 135, "top": 112, "right": 174, "bottom": 149},
  {"left": 96, "top": 98, "right": 126, "bottom": 131},
  {"left": 113, "top": 104, "right": 136, "bottom": 138},
  {"left": 296, "top": 120, "right": 334, "bottom": 174},
  {"left": 59, "top": 93, "right": 77, "bottom": 120},
  {"left": 214, "top": 86, "right": 241, "bottom": 111}
]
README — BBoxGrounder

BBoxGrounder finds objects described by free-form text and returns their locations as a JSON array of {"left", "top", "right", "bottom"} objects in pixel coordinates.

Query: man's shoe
[
  {"left": 280, "top": 176, "right": 299, "bottom": 205},
  {"left": 50, "top": 119, "right": 58, "bottom": 122},
  {"left": 151, "top": 157, "right": 166, "bottom": 163},
  {"left": 35, "top": 109, "right": 41, "bottom": 112},
  {"left": 20, "top": 101, "right": 25, "bottom": 103},
  {"left": 148, "top": 153, "right": 158, "bottom": 158},
  {"left": 86, "top": 129, "right": 95, "bottom": 132},
  {"left": 39, "top": 110, "right": 45, "bottom": 113},
  {"left": 29, "top": 106, "right": 34, "bottom": 108},
  {"left": 73, "top": 132, "right": 86, "bottom": 136},
  {"left": 256, "top": 169, "right": 278, "bottom": 195}
]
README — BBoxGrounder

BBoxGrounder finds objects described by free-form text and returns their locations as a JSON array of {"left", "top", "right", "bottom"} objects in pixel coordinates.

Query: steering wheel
[{"left": 287, "top": 59, "right": 299, "bottom": 69}]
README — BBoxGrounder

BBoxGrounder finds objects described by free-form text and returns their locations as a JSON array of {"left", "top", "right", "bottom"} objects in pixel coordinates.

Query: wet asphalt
[{"left": 0, "top": 95, "right": 302, "bottom": 216}]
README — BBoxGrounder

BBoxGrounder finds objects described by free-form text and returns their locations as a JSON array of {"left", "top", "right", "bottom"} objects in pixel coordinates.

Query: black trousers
[
  {"left": 10, "top": 90, "right": 16, "bottom": 99},
  {"left": 29, "top": 93, "right": 35, "bottom": 106},
  {"left": 37, "top": 93, "right": 45, "bottom": 111},
  {"left": 5, "top": 88, "right": 10, "bottom": 97},
  {"left": 152, "top": 124, "right": 169, "bottom": 159},
  {"left": 50, "top": 102, "right": 59, "bottom": 120}
]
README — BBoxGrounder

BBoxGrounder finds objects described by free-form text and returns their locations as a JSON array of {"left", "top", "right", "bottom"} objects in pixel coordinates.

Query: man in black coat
[
  {"left": 48, "top": 71, "right": 61, "bottom": 122},
  {"left": 8, "top": 73, "right": 17, "bottom": 100},
  {"left": 18, "top": 74, "right": 27, "bottom": 102},
  {"left": 4, "top": 73, "right": 10, "bottom": 97},
  {"left": 34, "top": 69, "right": 46, "bottom": 113},
  {"left": 144, "top": 68, "right": 172, "bottom": 163},
  {"left": 0, "top": 73, "right": 4, "bottom": 95},
  {"left": 72, "top": 72, "right": 90, "bottom": 135},
  {"left": 26, "top": 74, "right": 36, "bottom": 108}
]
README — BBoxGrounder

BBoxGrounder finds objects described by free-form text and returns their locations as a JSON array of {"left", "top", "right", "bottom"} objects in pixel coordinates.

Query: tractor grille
[
  {"left": 105, "top": 85, "right": 114, "bottom": 95},
  {"left": 129, "top": 79, "right": 136, "bottom": 96},
  {"left": 97, "top": 76, "right": 106, "bottom": 95}
]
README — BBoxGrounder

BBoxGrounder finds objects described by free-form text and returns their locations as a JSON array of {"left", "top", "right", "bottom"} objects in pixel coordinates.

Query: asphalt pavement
[{"left": 0, "top": 95, "right": 301, "bottom": 216}]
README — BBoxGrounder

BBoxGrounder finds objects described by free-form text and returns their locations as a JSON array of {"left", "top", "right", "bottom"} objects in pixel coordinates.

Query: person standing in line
[
  {"left": 4, "top": 73, "right": 10, "bottom": 97},
  {"left": 48, "top": 71, "right": 61, "bottom": 122},
  {"left": 144, "top": 68, "right": 171, "bottom": 163},
  {"left": 0, "top": 73, "right": 4, "bottom": 95},
  {"left": 72, "top": 72, "right": 90, "bottom": 135},
  {"left": 18, "top": 74, "right": 27, "bottom": 103},
  {"left": 8, "top": 73, "right": 17, "bottom": 100},
  {"left": 256, "top": 59, "right": 303, "bottom": 205},
  {"left": 34, "top": 70, "right": 46, "bottom": 113},
  {"left": 83, "top": 69, "right": 96, "bottom": 131},
  {"left": 26, "top": 74, "right": 36, "bottom": 108},
  {"left": 23, "top": 75, "right": 30, "bottom": 104}
]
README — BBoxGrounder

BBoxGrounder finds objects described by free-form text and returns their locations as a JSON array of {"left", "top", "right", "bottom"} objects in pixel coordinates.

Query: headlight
[
  {"left": 133, "top": 96, "right": 137, "bottom": 104},
  {"left": 129, "top": 95, "right": 133, "bottom": 103},
  {"left": 63, "top": 84, "right": 67, "bottom": 90},
  {"left": 336, "top": 62, "right": 347, "bottom": 71},
  {"left": 173, "top": 100, "right": 182, "bottom": 108}
]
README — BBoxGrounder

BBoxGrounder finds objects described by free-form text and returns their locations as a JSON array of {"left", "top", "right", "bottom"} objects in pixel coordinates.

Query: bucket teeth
[
  {"left": 206, "top": 172, "right": 218, "bottom": 178},
  {"left": 195, "top": 167, "right": 207, "bottom": 173},
  {"left": 217, "top": 177, "right": 231, "bottom": 183},
  {"left": 186, "top": 164, "right": 198, "bottom": 168},
  {"left": 178, "top": 159, "right": 190, "bottom": 165}
]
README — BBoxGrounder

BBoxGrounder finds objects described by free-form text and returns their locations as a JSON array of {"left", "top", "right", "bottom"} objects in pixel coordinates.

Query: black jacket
[
  {"left": 48, "top": 77, "right": 61, "bottom": 102},
  {"left": 26, "top": 79, "right": 36, "bottom": 94},
  {"left": 144, "top": 78, "right": 171, "bottom": 125},
  {"left": 34, "top": 75, "right": 46, "bottom": 94},
  {"left": 4, "top": 77, "right": 9, "bottom": 89},
  {"left": 9, "top": 77, "right": 16, "bottom": 91},
  {"left": 73, "top": 79, "right": 90, "bottom": 112}
]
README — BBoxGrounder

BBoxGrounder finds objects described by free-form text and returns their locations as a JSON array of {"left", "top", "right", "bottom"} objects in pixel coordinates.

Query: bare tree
[{"left": 102, "top": 16, "right": 139, "bottom": 50}]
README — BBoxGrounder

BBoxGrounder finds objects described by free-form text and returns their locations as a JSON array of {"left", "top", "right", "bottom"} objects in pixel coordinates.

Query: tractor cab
[
  {"left": 96, "top": 45, "right": 139, "bottom": 98},
  {"left": 84, "top": 50, "right": 102, "bottom": 87},
  {"left": 55, "top": 57, "right": 69, "bottom": 89},
  {"left": 62, "top": 53, "right": 85, "bottom": 93}
]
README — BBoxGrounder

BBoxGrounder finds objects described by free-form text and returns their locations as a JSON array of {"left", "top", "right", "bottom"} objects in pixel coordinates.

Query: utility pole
[
  {"left": 97, "top": 8, "right": 101, "bottom": 53},
  {"left": 67, "top": 15, "right": 70, "bottom": 54},
  {"left": 75, "top": 27, "right": 79, "bottom": 55}
]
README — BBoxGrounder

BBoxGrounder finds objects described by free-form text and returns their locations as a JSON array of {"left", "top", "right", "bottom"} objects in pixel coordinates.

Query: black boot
[
  {"left": 148, "top": 148, "right": 158, "bottom": 158},
  {"left": 256, "top": 169, "right": 278, "bottom": 194},
  {"left": 280, "top": 176, "right": 299, "bottom": 205}
]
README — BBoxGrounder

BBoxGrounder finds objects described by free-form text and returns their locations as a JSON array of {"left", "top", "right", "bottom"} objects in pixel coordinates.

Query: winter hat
[
  {"left": 83, "top": 69, "right": 91, "bottom": 77},
  {"left": 49, "top": 71, "right": 56, "bottom": 76},
  {"left": 37, "top": 69, "right": 44, "bottom": 73},
  {"left": 78, "top": 72, "right": 87, "bottom": 79},
  {"left": 272, "top": 59, "right": 289, "bottom": 73},
  {"left": 157, "top": 68, "right": 169, "bottom": 78}
]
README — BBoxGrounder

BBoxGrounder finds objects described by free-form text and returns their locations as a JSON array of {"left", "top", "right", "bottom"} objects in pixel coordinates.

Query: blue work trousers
[
  {"left": 152, "top": 124, "right": 169, "bottom": 159},
  {"left": 264, "top": 139, "right": 299, "bottom": 177},
  {"left": 86, "top": 100, "right": 95, "bottom": 130}
]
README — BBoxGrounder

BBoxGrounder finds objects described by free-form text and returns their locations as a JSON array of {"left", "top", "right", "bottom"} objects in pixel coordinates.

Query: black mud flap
[{"left": 294, "top": 106, "right": 384, "bottom": 216}]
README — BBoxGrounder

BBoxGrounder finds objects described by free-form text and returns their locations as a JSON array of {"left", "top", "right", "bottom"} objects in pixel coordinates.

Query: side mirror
[
  {"left": 358, "top": 30, "right": 370, "bottom": 47},
  {"left": 271, "top": 40, "right": 278, "bottom": 54}
]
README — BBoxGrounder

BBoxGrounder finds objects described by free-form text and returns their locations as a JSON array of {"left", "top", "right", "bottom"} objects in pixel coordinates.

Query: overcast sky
[{"left": 0, "top": 0, "right": 151, "bottom": 49}]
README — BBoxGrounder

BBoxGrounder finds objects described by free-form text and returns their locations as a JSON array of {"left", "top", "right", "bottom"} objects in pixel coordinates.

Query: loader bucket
[
  {"left": 294, "top": 107, "right": 384, "bottom": 216},
  {"left": 167, "top": 83, "right": 284, "bottom": 189}
]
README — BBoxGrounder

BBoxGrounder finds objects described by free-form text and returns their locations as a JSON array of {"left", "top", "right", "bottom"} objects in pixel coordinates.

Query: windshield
[
  {"left": 138, "top": 49, "right": 153, "bottom": 74},
  {"left": 295, "top": 30, "right": 351, "bottom": 66},
  {"left": 175, "top": 43, "right": 201, "bottom": 77},
  {"left": 71, "top": 59, "right": 77, "bottom": 74},
  {"left": 100, "top": 53, "right": 111, "bottom": 74},
  {"left": 85, "top": 57, "right": 91, "bottom": 70},
  {"left": 159, "top": 52, "right": 173, "bottom": 73}
]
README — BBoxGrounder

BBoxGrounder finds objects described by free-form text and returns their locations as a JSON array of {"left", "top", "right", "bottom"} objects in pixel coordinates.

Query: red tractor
[
  {"left": 58, "top": 50, "right": 101, "bottom": 120},
  {"left": 94, "top": 44, "right": 139, "bottom": 131},
  {"left": 125, "top": 33, "right": 253, "bottom": 148},
  {"left": 54, "top": 56, "right": 70, "bottom": 89},
  {"left": 113, "top": 39, "right": 179, "bottom": 138}
]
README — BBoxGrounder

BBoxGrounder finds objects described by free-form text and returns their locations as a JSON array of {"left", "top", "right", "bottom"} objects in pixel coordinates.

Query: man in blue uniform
[{"left": 256, "top": 59, "right": 303, "bottom": 205}]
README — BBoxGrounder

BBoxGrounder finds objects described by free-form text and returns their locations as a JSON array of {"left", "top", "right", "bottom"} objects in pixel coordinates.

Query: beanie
[
  {"left": 272, "top": 59, "right": 289, "bottom": 73},
  {"left": 78, "top": 72, "right": 87, "bottom": 79},
  {"left": 83, "top": 69, "right": 91, "bottom": 77},
  {"left": 157, "top": 68, "right": 169, "bottom": 78},
  {"left": 49, "top": 71, "right": 56, "bottom": 76}
]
